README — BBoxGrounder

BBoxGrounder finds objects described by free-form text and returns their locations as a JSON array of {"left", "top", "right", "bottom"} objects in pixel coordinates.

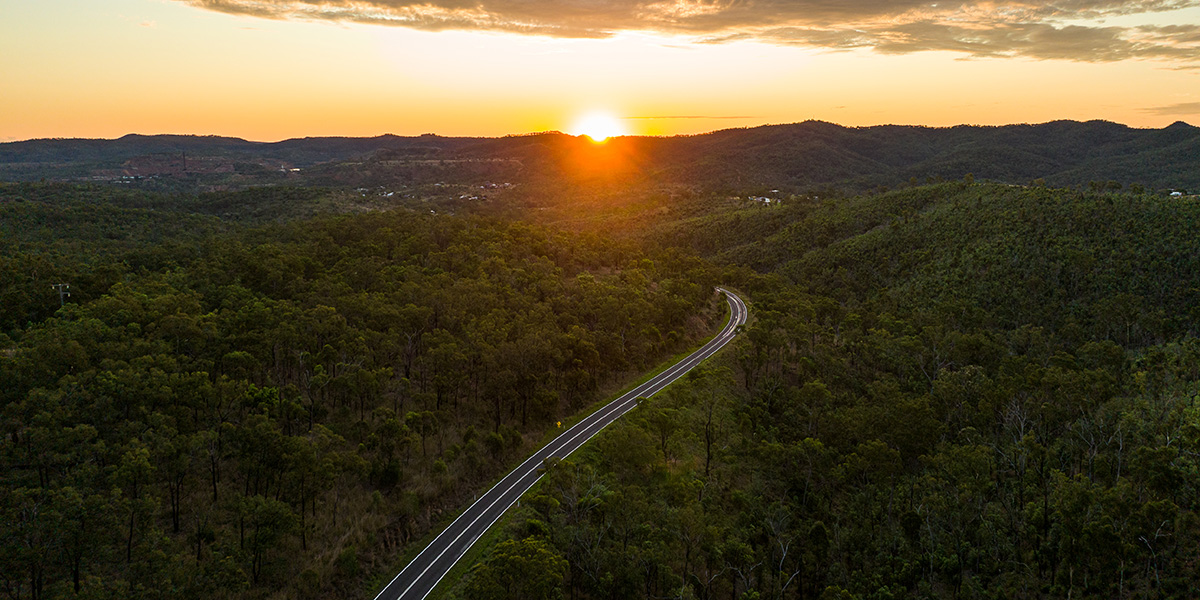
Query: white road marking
[{"left": 375, "top": 289, "right": 747, "bottom": 600}]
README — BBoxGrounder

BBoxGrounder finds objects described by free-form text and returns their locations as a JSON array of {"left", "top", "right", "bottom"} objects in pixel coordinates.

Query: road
[{"left": 372, "top": 288, "right": 747, "bottom": 600}]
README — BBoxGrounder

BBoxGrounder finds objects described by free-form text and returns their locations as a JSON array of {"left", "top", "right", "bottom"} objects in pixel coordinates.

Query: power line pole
[{"left": 52, "top": 283, "right": 70, "bottom": 307}]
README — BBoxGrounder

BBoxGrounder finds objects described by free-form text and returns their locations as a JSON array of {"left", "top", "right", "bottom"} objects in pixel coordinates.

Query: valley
[{"left": 2, "top": 123, "right": 1199, "bottom": 600}]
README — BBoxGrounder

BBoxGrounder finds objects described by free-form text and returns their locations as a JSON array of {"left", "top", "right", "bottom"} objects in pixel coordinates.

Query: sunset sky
[{"left": 2, "top": 0, "right": 1199, "bottom": 141}]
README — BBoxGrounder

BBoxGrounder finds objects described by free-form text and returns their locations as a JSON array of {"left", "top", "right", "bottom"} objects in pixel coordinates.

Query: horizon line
[{"left": 2, "top": 118, "right": 1195, "bottom": 145}]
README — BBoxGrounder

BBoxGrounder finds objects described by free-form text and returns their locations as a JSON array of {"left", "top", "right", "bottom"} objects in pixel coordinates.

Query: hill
[
  {"left": 0, "top": 191, "right": 724, "bottom": 599},
  {"left": 466, "top": 182, "right": 1200, "bottom": 599},
  {"left": 0, "top": 133, "right": 483, "bottom": 168},
  {"left": 2, "top": 121, "right": 1197, "bottom": 193},
  {"left": 4, "top": 147, "right": 1200, "bottom": 599}
]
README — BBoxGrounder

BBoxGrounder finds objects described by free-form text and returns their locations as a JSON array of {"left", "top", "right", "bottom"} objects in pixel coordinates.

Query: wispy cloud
[
  {"left": 175, "top": 0, "right": 1200, "bottom": 63},
  {"left": 1141, "top": 101, "right": 1200, "bottom": 115},
  {"left": 626, "top": 115, "right": 757, "bottom": 120}
]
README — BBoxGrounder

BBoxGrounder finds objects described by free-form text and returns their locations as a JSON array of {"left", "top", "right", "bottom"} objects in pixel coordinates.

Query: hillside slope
[
  {"left": 468, "top": 182, "right": 1200, "bottom": 600},
  {"left": 3, "top": 121, "right": 1197, "bottom": 193}
]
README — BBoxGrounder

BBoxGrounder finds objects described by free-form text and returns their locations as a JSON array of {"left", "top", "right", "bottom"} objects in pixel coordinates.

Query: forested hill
[
  {"left": 3, "top": 120, "right": 1197, "bottom": 193},
  {"left": 634, "top": 119, "right": 1200, "bottom": 192},
  {"left": 466, "top": 119, "right": 1200, "bottom": 193},
  {"left": 466, "top": 182, "right": 1200, "bottom": 600},
  {"left": 0, "top": 186, "right": 726, "bottom": 599},
  {"left": 5, "top": 162, "right": 1200, "bottom": 598},
  {"left": 0, "top": 134, "right": 481, "bottom": 168}
]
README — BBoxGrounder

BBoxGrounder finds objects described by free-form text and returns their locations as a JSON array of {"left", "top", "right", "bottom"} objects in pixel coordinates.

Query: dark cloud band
[
  {"left": 178, "top": 0, "right": 1200, "bottom": 63},
  {"left": 1142, "top": 101, "right": 1200, "bottom": 115}
]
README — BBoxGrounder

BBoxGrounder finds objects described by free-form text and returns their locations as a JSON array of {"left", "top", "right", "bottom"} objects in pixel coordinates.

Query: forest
[
  {"left": 3, "top": 171, "right": 1200, "bottom": 600},
  {"left": 3, "top": 120, "right": 1198, "bottom": 195},
  {"left": 449, "top": 182, "right": 1200, "bottom": 599},
  {"left": 0, "top": 182, "right": 722, "bottom": 598}
]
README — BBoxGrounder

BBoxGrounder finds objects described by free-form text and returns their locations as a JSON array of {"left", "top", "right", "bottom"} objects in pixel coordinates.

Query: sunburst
[{"left": 570, "top": 111, "right": 627, "bottom": 142}]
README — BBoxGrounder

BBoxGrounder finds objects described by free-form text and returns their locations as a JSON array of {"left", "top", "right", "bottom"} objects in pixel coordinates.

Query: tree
[
  {"left": 114, "top": 442, "right": 155, "bottom": 565},
  {"left": 464, "top": 537, "right": 568, "bottom": 600},
  {"left": 242, "top": 495, "right": 298, "bottom": 585}
]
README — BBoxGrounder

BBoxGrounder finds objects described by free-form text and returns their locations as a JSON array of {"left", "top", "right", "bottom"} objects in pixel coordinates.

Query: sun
[{"left": 570, "top": 111, "right": 628, "bottom": 142}]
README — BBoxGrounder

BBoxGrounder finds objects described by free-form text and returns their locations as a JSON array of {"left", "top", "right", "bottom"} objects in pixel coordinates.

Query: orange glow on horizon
[
  {"left": 0, "top": 2, "right": 1198, "bottom": 142},
  {"left": 551, "top": 133, "right": 645, "bottom": 184}
]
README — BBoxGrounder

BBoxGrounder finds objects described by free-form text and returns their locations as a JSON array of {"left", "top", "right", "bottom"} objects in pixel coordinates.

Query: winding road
[{"left": 373, "top": 288, "right": 748, "bottom": 600}]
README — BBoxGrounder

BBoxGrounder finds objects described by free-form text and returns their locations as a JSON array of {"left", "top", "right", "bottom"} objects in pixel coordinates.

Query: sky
[{"left": 2, "top": 0, "right": 1199, "bottom": 141}]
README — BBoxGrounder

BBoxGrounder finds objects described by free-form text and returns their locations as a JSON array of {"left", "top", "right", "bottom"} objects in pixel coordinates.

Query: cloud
[
  {"left": 176, "top": 0, "right": 1200, "bottom": 62},
  {"left": 626, "top": 115, "right": 757, "bottom": 120},
  {"left": 741, "top": 21, "right": 1200, "bottom": 62},
  {"left": 1141, "top": 101, "right": 1200, "bottom": 115}
]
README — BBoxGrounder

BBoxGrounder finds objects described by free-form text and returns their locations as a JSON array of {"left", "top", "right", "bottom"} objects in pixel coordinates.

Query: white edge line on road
[
  {"left": 415, "top": 290, "right": 745, "bottom": 599},
  {"left": 375, "top": 289, "right": 746, "bottom": 600},
  {"left": 372, "top": 339, "right": 660, "bottom": 600}
]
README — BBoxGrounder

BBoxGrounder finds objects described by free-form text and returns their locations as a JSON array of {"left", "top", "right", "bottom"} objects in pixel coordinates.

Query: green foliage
[
  {"left": 8, "top": 167, "right": 1200, "bottom": 600},
  {"left": 781, "top": 184, "right": 1200, "bottom": 343},
  {"left": 7, "top": 120, "right": 1198, "bottom": 194},
  {"left": 478, "top": 183, "right": 1200, "bottom": 600},
  {"left": 462, "top": 537, "right": 568, "bottom": 600},
  {"left": 0, "top": 197, "right": 720, "bottom": 599}
]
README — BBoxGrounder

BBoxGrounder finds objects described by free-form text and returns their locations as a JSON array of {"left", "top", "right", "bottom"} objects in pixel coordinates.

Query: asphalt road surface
[{"left": 373, "top": 288, "right": 748, "bottom": 600}]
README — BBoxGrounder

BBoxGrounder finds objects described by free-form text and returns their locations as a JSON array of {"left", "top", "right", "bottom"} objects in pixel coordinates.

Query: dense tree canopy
[
  {"left": 452, "top": 183, "right": 1200, "bottom": 600},
  {"left": 0, "top": 185, "right": 722, "bottom": 599},
  {"left": 5, "top": 177, "right": 1200, "bottom": 600}
]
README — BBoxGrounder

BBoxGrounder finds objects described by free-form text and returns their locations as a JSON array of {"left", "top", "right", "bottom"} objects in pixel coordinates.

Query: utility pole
[{"left": 52, "top": 283, "right": 70, "bottom": 307}]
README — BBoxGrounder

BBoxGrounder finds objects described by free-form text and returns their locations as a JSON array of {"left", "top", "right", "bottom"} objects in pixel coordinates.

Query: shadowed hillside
[
  {"left": 4, "top": 132, "right": 1200, "bottom": 600},
  {"left": 456, "top": 181, "right": 1200, "bottom": 600},
  {"left": 3, "top": 121, "right": 1196, "bottom": 193}
]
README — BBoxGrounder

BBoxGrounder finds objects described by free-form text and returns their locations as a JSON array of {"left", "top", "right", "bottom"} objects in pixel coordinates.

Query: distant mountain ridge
[
  {"left": 2, "top": 120, "right": 1196, "bottom": 191},
  {"left": 608, "top": 119, "right": 1200, "bottom": 191},
  {"left": 0, "top": 133, "right": 478, "bottom": 167}
]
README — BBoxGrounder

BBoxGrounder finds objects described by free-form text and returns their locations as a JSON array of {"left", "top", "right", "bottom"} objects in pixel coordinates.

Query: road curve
[{"left": 373, "top": 288, "right": 748, "bottom": 600}]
